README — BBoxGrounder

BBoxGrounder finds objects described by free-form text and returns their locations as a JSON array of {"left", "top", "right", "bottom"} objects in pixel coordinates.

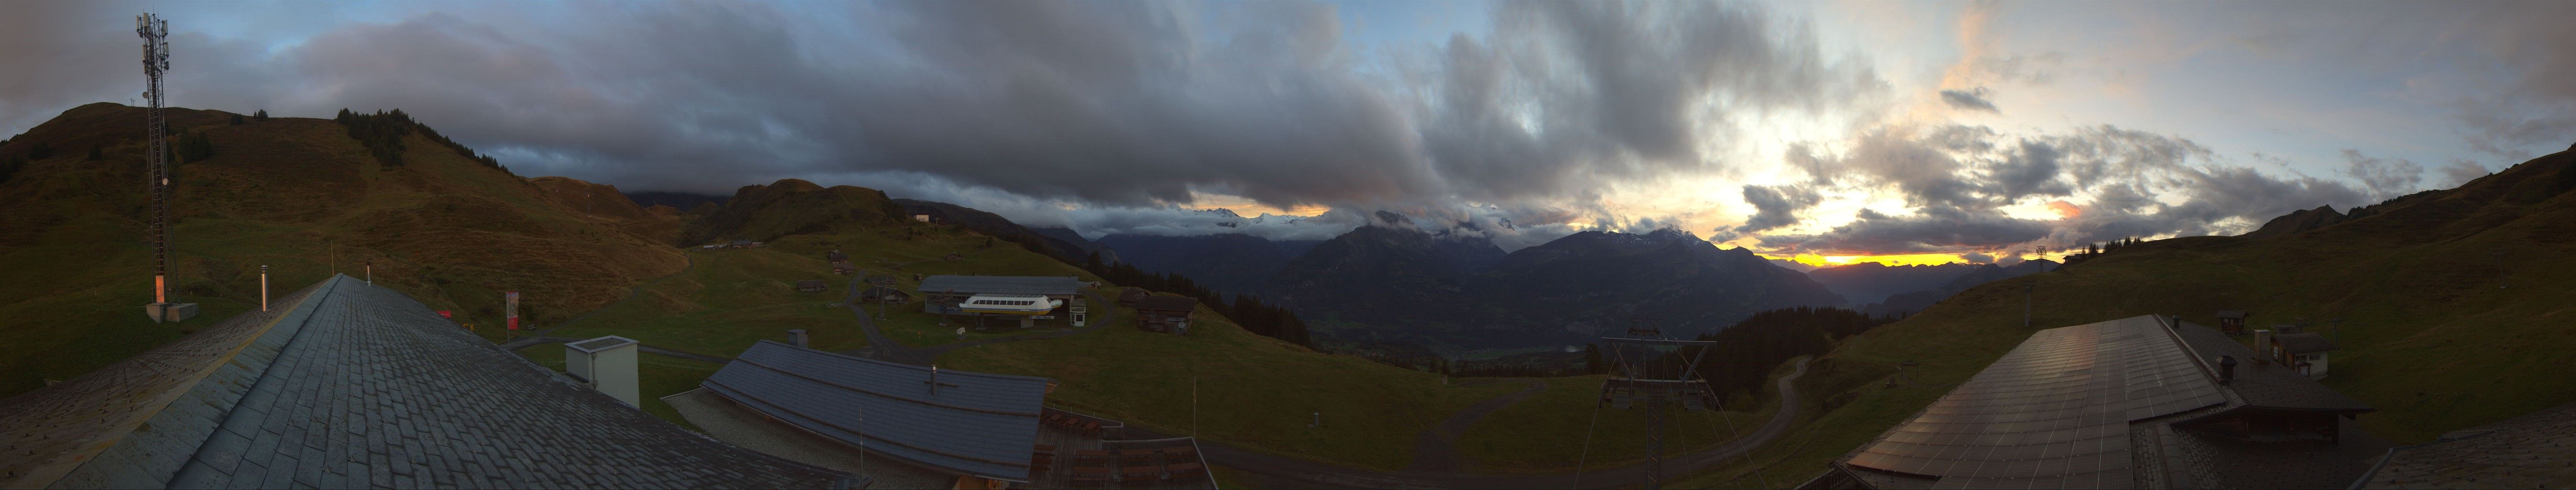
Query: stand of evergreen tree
[
  {"left": 1080, "top": 251, "right": 1312, "bottom": 347},
  {"left": 1615, "top": 306, "right": 1890, "bottom": 401},
  {"left": 333, "top": 108, "right": 511, "bottom": 174}
]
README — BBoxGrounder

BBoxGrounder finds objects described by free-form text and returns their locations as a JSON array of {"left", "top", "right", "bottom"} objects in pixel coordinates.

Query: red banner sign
[
  {"left": 436, "top": 311, "right": 452, "bottom": 319},
  {"left": 505, "top": 291, "right": 520, "bottom": 330}
]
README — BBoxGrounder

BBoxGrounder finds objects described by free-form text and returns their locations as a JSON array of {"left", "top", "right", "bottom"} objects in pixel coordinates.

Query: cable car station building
[{"left": 917, "top": 275, "right": 1085, "bottom": 328}]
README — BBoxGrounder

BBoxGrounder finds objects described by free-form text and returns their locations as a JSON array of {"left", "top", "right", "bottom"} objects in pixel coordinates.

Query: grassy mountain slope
[
  {"left": 555, "top": 186, "right": 1790, "bottom": 474},
  {"left": 0, "top": 103, "right": 683, "bottom": 397},
  {"left": 682, "top": 179, "right": 909, "bottom": 245},
  {"left": 1697, "top": 148, "right": 2576, "bottom": 486}
]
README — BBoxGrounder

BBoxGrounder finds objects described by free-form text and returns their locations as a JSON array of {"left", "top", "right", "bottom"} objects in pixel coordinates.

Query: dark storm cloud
[
  {"left": 2437, "top": 158, "right": 2492, "bottom": 188},
  {"left": 1938, "top": 88, "right": 1998, "bottom": 112},
  {"left": 1755, "top": 205, "right": 2052, "bottom": 255},
  {"left": 2444, "top": 1, "right": 2576, "bottom": 162},
  {"left": 2336, "top": 150, "right": 2424, "bottom": 200},
  {"left": 1413, "top": 2, "right": 1879, "bottom": 202},
  {"left": 1769, "top": 123, "right": 2382, "bottom": 255},
  {"left": 1731, "top": 184, "right": 1821, "bottom": 234},
  {"left": 0, "top": 0, "right": 1880, "bottom": 233}
]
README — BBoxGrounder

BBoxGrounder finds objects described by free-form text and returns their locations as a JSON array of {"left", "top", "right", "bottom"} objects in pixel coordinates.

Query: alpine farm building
[
  {"left": 1802, "top": 315, "right": 2378, "bottom": 490},
  {"left": 0, "top": 275, "right": 861, "bottom": 490}
]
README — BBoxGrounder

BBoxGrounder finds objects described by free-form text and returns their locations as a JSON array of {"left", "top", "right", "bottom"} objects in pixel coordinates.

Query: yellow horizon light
[{"left": 1779, "top": 252, "right": 1979, "bottom": 267}]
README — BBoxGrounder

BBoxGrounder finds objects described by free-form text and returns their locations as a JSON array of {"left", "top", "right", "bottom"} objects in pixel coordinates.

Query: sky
[{"left": 4, "top": 1, "right": 2571, "bottom": 265}]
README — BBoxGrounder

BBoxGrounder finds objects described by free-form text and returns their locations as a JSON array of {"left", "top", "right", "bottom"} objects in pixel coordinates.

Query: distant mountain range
[
  {"left": 1095, "top": 233, "right": 1294, "bottom": 294},
  {"left": 1265, "top": 225, "right": 1843, "bottom": 347},
  {"left": 1804, "top": 262, "right": 1981, "bottom": 304},
  {"left": 1860, "top": 259, "right": 2059, "bottom": 317}
]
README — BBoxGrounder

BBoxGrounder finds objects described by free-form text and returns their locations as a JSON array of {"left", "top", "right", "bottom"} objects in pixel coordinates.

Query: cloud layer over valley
[{"left": 3, "top": 1, "right": 2569, "bottom": 257}]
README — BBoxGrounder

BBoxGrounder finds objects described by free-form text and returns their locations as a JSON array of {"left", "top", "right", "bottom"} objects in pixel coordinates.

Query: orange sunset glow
[{"left": 1778, "top": 252, "right": 1989, "bottom": 267}]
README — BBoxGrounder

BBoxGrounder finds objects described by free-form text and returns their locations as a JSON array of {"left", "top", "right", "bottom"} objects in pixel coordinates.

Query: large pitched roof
[
  {"left": 915, "top": 275, "right": 1083, "bottom": 296},
  {"left": 1130, "top": 295, "right": 1200, "bottom": 312},
  {"left": 2356, "top": 401, "right": 2576, "bottom": 489},
  {"left": 701, "top": 340, "right": 1051, "bottom": 482},
  {"left": 1838, "top": 315, "right": 2228, "bottom": 489},
  {"left": 0, "top": 275, "right": 856, "bottom": 490},
  {"left": 1826, "top": 315, "right": 2376, "bottom": 490}
]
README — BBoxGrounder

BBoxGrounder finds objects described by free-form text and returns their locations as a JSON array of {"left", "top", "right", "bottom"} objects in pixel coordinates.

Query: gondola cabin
[{"left": 958, "top": 294, "right": 1063, "bottom": 316}]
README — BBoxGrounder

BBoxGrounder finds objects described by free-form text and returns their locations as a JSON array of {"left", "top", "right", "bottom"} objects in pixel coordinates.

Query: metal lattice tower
[
  {"left": 138, "top": 13, "right": 171, "bottom": 306},
  {"left": 1597, "top": 318, "right": 1720, "bottom": 490}
]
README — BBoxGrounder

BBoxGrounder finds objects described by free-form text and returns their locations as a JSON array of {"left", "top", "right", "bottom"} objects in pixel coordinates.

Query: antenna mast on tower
[{"left": 138, "top": 12, "right": 174, "bottom": 313}]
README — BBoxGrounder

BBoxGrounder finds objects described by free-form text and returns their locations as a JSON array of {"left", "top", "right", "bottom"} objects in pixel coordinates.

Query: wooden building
[
  {"left": 2272, "top": 333, "right": 2336, "bottom": 379},
  {"left": 1115, "top": 288, "right": 1149, "bottom": 307},
  {"left": 2216, "top": 310, "right": 2249, "bottom": 335},
  {"left": 795, "top": 280, "right": 827, "bottom": 293},
  {"left": 859, "top": 286, "right": 911, "bottom": 304},
  {"left": 1130, "top": 296, "right": 1197, "bottom": 334}
]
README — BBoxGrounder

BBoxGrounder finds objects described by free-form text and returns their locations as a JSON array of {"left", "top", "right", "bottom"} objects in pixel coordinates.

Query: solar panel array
[{"left": 1843, "top": 316, "right": 2226, "bottom": 489}]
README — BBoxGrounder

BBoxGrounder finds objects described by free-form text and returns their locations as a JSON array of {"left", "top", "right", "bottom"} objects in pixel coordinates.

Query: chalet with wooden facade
[
  {"left": 2216, "top": 310, "right": 2249, "bottom": 335},
  {"left": 1130, "top": 296, "right": 1197, "bottom": 335}
]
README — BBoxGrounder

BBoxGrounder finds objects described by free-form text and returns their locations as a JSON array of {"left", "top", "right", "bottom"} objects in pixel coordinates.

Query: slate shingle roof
[
  {"left": 915, "top": 275, "right": 1083, "bottom": 296},
  {"left": 701, "top": 340, "right": 1050, "bottom": 482},
  {"left": 2357, "top": 401, "right": 2576, "bottom": 489},
  {"left": 1837, "top": 316, "right": 2228, "bottom": 489},
  {"left": 1, "top": 275, "right": 857, "bottom": 490},
  {"left": 1821, "top": 315, "right": 2378, "bottom": 490},
  {"left": 1130, "top": 296, "right": 1199, "bottom": 312}
]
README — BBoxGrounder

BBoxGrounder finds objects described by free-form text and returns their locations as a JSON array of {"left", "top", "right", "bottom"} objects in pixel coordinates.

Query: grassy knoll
[
  {"left": 510, "top": 344, "right": 724, "bottom": 432},
  {"left": 1672, "top": 150, "right": 2576, "bottom": 487},
  {"left": 535, "top": 225, "right": 1535, "bottom": 471},
  {"left": 542, "top": 225, "right": 1098, "bottom": 356},
  {"left": 0, "top": 103, "right": 684, "bottom": 397},
  {"left": 543, "top": 248, "right": 870, "bottom": 357},
  {"left": 1454, "top": 376, "right": 1769, "bottom": 474},
  {"left": 940, "top": 304, "right": 1527, "bottom": 472}
]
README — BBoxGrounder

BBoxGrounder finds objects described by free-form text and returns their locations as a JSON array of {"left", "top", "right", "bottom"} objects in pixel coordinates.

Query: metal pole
[
  {"left": 2023, "top": 283, "right": 2034, "bottom": 329},
  {"left": 138, "top": 13, "right": 172, "bottom": 310},
  {"left": 260, "top": 265, "right": 268, "bottom": 311}
]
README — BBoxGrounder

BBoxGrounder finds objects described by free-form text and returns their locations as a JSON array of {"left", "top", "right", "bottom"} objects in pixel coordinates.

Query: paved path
[
  {"left": 1139, "top": 356, "right": 1813, "bottom": 489},
  {"left": 837, "top": 270, "right": 1118, "bottom": 366},
  {"left": 1407, "top": 379, "right": 1548, "bottom": 472}
]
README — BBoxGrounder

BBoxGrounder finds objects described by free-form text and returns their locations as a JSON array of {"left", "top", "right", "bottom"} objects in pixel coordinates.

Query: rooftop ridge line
[{"left": 16, "top": 276, "right": 344, "bottom": 489}]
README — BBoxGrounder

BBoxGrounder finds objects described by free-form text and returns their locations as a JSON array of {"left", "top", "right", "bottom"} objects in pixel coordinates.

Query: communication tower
[{"left": 137, "top": 13, "right": 191, "bottom": 321}]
